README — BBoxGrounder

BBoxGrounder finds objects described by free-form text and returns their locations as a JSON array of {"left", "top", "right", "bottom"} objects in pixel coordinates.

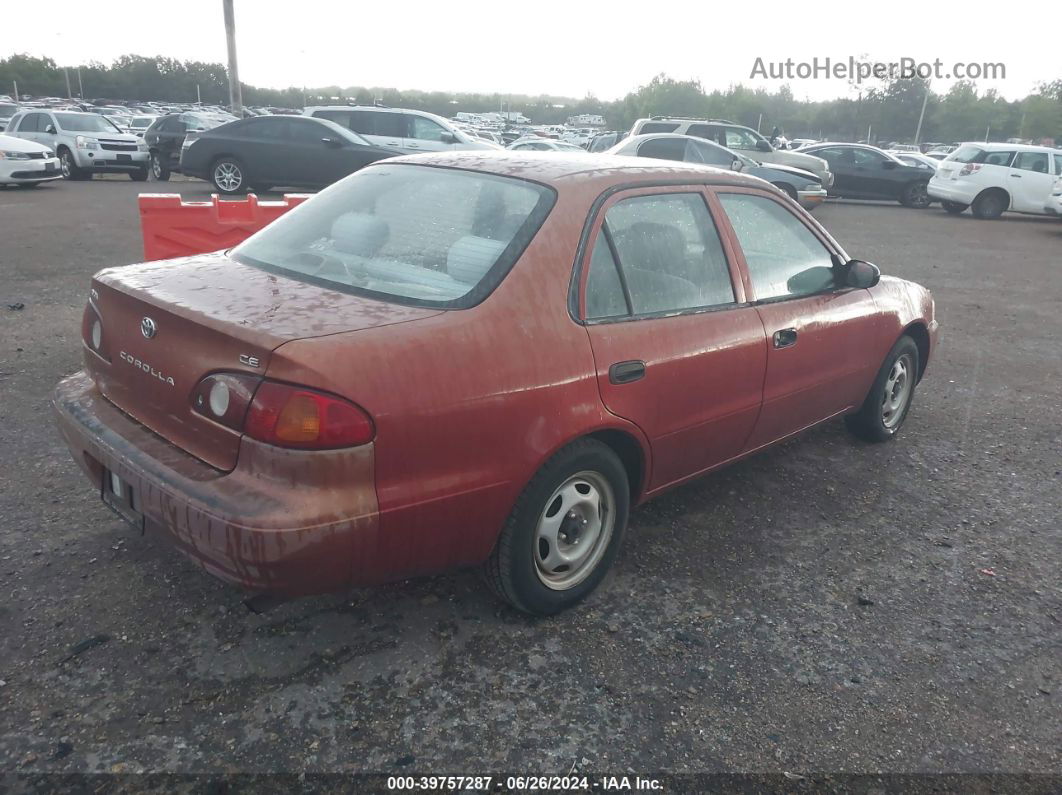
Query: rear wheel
[
  {"left": 845, "top": 336, "right": 919, "bottom": 442},
  {"left": 483, "top": 439, "right": 629, "bottom": 615},
  {"left": 150, "top": 152, "right": 170, "bottom": 181},
  {"left": 211, "top": 157, "right": 246, "bottom": 194},
  {"left": 899, "top": 180, "right": 930, "bottom": 208},
  {"left": 942, "top": 200, "right": 968, "bottom": 215},
  {"left": 971, "top": 190, "right": 1007, "bottom": 219},
  {"left": 129, "top": 168, "right": 148, "bottom": 182}
]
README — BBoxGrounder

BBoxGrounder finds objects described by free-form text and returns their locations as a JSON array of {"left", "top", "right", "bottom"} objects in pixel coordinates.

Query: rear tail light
[
  {"left": 958, "top": 163, "right": 982, "bottom": 177},
  {"left": 245, "top": 382, "right": 375, "bottom": 449},
  {"left": 191, "top": 374, "right": 375, "bottom": 449}
]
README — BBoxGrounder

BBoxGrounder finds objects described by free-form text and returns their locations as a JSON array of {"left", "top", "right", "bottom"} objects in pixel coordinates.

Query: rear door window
[
  {"left": 1012, "top": 151, "right": 1049, "bottom": 173},
  {"left": 981, "top": 150, "right": 1014, "bottom": 167},
  {"left": 17, "top": 113, "right": 42, "bottom": 132},
  {"left": 685, "top": 124, "right": 721, "bottom": 143},
  {"left": 1054, "top": 154, "right": 1062, "bottom": 176},
  {"left": 585, "top": 193, "right": 735, "bottom": 318},
  {"left": 314, "top": 110, "right": 352, "bottom": 128}
]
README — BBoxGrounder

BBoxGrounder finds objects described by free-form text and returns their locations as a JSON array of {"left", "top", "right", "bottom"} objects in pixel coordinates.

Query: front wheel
[
  {"left": 483, "top": 439, "right": 630, "bottom": 615},
  {"left": 845, "top": 336, "right": 920, "bottom": 442},
  {"left": 150, "top": 152, "right": 170, "bottom": 181},
  {"left": 900, "top": 180, "right": 931, "bottom": 208},
  {"left": 58, "top": 149, "right": 85, "bottom": 180},
  {"left": 211, "top": 157, "right": 247, "bottom": 194},
  {"left": 942, "top": 200, "right": 968, "bottom": 215},
  {"left": 129, "top": 168, "right": 149, "bottom": 182},
  {"left": 773, "top": 182, "right": 798, "bottom": 202}
]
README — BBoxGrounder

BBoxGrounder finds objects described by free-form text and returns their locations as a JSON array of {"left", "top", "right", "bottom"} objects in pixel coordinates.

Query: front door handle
[
  {"left": 609, "top": 360, "right": 646, "bottom": 384},
  {"left": 773, "top": 328, "right": 798, "bottom": 349}
]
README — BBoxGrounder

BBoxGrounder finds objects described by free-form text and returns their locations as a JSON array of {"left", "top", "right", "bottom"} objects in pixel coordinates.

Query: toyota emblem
[{"left": 141, "top": 317, "right": 158, "bottom": 339}]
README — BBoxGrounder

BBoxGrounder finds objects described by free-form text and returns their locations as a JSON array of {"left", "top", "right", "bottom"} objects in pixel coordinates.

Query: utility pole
[
  {"left": 984, "top": 125, "right": 990, "bottom": 142},
  {"left": 914, "top": 84, "right": 930, "bottom": 145},
  {"left": 197, "top": 84, "right": 202, "bottom": 104},
  {"left": 64, "top": 68, "right": 72, "bottom": 99},
  {"left": 222, "top": 0, "right": 243, "bottom": 115},
  {"left": 76, "top": 68, "right": 84, "bottom": 99},
  {"left": 12, "top": 81, "right": 18, "bottom": 103}
]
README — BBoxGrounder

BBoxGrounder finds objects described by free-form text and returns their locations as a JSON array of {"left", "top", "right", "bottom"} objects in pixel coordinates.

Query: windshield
[
  {"left": 55, "top": 113, "right": 123, "bottom": 133},
  {"left": 130, "top": 117, "right": 154, "bottom": 128},
  {"left": 233, "top": 164, "right": 555, "bottom": 308}
]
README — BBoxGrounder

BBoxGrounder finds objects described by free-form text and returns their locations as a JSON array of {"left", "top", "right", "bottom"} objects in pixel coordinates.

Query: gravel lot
[{"left": 1, "top": 176, "right": 1060, "bottom": 785}]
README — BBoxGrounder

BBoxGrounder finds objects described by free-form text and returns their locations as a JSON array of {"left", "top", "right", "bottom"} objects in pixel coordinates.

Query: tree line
[{"left": 2, "top": 54, "right": 1059, "bottom": 144}]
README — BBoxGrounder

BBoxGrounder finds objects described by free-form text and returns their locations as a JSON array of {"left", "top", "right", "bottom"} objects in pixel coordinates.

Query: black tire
[
  {"left": 483, "top": 439, "right": 630, "bottom": 615},
  {"left": 150, "top": 152, "right": 170, "bottom": 181},
  {"left": 971, "top": 190, "right": 1007, "bottom": 220},
  {"left": 773, "top": 182, "right": 798, "bottom": 202},
  {"left": 845, "top": 336, "right": 920, "bottom": 443},
  {"left": 899, "top": 180, "right": 931, "bottom": 208},
  {"left": 129, "top": 168, "right": 149, "bottom": 182},
  {"left": 210, "top": 157, "right": 247, "bottom": 195},
  {"left": 58, "top": 148, "right": 85, "bottom": 181},
  {"left": 942, "top": 200, "right": 968, "bottom": 215}
]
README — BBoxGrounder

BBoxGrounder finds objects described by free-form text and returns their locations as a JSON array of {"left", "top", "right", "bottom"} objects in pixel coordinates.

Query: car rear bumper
[
  {"left": 927, "top": 180, "right": 975, "bottom": 204},
  {"left": 53, "top": 371, "right": 380, "bottom": 596}
]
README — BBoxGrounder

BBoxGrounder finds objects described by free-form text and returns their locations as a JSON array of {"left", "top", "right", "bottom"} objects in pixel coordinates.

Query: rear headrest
[
  {"left": 330, "top": 212, "right": 389, "bottom": 257},
  {"left": 447, "top": 236, "right": 508, "bottom": 284}
]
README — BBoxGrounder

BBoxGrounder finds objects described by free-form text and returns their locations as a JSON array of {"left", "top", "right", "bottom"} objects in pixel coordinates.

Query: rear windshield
[
  {"left": 179, "top": 112, "right": 233, "bottom": 131},
  {"left": 948, "top": 145, "right": 1015, "bottom": 167},
  {"left": 232, "top": 164, "right": 556, "bottom": 308},
  {"left": 55, "top": 113, "right": 123, "bottom": 133}
]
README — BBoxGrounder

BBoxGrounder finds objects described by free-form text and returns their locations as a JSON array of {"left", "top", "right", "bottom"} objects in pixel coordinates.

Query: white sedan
[{"left": 0, "top": 133, "right": 61, "bottom": 186}]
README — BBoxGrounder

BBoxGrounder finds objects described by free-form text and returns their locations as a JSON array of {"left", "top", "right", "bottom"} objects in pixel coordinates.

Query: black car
[
  {"left": 143, "top": 111, "right": 235, "bottom": 180},
  {"left": 800, "top": 143, "right": 932, "bottom": 208},
  {"left": 180, "top": 115, "right": 400, "bottom": 194}
]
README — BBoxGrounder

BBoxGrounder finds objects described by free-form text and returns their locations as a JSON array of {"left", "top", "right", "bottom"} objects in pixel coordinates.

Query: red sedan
[{"left": 54, "top": 152, "right": 939, "bottom": 615}]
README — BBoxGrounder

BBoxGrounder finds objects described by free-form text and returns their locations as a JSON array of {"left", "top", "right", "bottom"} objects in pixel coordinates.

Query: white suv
[
  {"left": 6, "top": 109, "right": 149, "bottom": 180},
  {"left": 928, "top": 142, "right": 1062, "bottom": 219},
  {"left": 628, "top": 117, "right": 833, "bottom": 187},
  {"left": 304, "top": 106, "right": 500, "bottom": 155}
]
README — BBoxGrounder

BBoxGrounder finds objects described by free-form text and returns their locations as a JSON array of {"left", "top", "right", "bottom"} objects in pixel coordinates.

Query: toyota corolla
[{"left": 54, "top": 151, "right": 938, "bottom": 615}]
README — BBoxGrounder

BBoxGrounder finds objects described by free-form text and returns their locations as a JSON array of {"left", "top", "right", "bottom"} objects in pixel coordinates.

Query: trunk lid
[{"left": 87, "top": 252, "right": 440, "bottom": 470}]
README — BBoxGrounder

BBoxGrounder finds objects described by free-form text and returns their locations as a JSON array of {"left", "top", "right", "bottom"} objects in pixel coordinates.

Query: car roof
[
  {"left": 958, "top": 141, "right": 1058, "bottom": 152},
  {"left": 379, "top": 150, "right": 767, "bottom": 191}
]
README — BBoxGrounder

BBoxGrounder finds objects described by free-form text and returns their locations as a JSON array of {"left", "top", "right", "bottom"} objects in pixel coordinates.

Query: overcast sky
[{"left": 3, "top": 0, "right": 1059, "bottom": 102}]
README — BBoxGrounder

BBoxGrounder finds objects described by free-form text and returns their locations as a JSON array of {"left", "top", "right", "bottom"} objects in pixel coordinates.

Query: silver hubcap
[
  {"left": 214, "top": 162, "right": 242, "bottom": 191},
  {"left": 61, "top": 154, "right": 71, "bottom": 177},
  {"left": 535, "top": 471, "right": 614, "bottom": 590},
  {"left": 152, "top": 156, "right": 161, "bottom": 178},
  {"left": 881, "top": 354, "right": 913, "bottom": 429}
]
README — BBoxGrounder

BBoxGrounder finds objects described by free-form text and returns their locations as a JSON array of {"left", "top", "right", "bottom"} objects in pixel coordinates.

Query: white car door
[
  {"left": 13, "top": 112, "right": 44, "bottom": 145},
  {"left": 1007, "top": 151, "right": 1056, "bottom": 213},
  {"left": 349, "top": 109, "right": 408, "bottom": 152}
]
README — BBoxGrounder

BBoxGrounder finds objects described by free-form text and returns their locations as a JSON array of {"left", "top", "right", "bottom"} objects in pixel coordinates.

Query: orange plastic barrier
[{"left": 138, "top": 193, "right": 312, "bottom": 262}]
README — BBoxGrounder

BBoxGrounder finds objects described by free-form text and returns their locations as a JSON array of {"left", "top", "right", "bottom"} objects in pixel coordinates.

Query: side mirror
[
  {"left": 845, "top": 259, "right": 880, "bottom": 289},
  {"left": 45, "top": 124, "right": 56, "bottom": 134},
  {"left": 756, "top": 139, "right": 772, "bottom": 152},
  {"left": 731, "top": 159, "right": 743, "bottom": 172},
  {"left": 882, "top": 160, "right": 897, "bottom": 170},
  {"left": 440, "top": 132, "right": 458, "bottom": 144}
]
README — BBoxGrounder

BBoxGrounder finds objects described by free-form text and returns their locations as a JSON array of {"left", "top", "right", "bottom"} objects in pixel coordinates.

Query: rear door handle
[
  {"left": 773, "top": 328, "right": 798, "bottom": 349},
  {"left": 609, "top": 360, "right": 646, "bottom": 384}
]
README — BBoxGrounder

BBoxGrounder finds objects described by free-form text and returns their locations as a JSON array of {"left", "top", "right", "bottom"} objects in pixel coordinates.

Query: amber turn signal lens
[
  {"left": 244, "top": 382, "right": 374, "bottom": 449},
  {"left": 275, "top": 394, "right": 322, "bottom": 443}
]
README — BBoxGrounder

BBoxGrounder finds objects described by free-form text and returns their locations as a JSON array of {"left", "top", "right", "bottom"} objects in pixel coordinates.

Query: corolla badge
[{"left": 141, "top": 317, "right": 158, "bottom": 339}]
